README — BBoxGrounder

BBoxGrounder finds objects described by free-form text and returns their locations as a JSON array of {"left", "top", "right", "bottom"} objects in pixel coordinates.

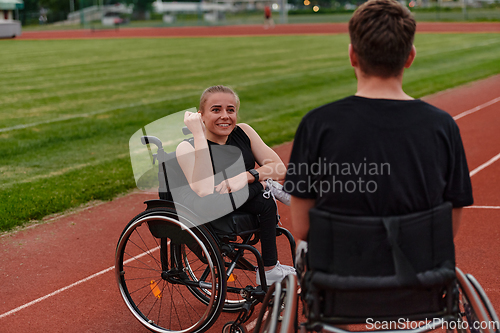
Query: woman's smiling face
[{"left": 200, "top": 92, "right": 238, "bottom": 142}]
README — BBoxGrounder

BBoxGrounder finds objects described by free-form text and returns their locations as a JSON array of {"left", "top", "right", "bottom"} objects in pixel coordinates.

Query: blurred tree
[
  {"left": 22, "top": 0, "right": 40, "bottom": 12},
  {"left": 132, "top": 0, "right": 155, "bottom": 13},
  {"left": 39, "top": 0, "right": 69, "bottom": 14},
  {"left": 118, "top": 0, "right": 154, "bottom": 19}
]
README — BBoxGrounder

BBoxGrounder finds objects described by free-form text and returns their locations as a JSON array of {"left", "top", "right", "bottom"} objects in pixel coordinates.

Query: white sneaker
[
  {"left": 263, "top": 179, "right": 291, "bottom": 206},
  {"left": 256, "top": 261, "right": 296, "bottom": 286}
]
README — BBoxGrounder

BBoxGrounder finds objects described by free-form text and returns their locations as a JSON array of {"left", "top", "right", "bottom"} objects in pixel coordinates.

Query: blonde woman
[{"left": 176, "top": 85, "right": 295, "bottom": 285}]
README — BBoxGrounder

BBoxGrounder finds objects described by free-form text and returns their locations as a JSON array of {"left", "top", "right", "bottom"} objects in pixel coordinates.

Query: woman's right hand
[{"left": 184, "top": 111, "right": 205, "bottom": 136}]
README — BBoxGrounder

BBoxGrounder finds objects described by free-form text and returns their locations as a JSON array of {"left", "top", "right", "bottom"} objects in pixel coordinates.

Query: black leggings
[{"left": 236, "top": 188, "right": 278, "bottom": 267}]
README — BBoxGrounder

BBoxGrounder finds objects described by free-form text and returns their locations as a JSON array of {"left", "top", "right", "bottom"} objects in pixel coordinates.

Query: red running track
[
  {"left": 422, "top": 76, "right": 500, "bottom": 311},
  {"left": 1, "top": 22, "right": 500, "bottom": 331},
  {"left": 1, "top": 74, "right": 499, "bottom": 333},
  {"left": 14, "top": 22, "right": 500, "bottom": 40}
]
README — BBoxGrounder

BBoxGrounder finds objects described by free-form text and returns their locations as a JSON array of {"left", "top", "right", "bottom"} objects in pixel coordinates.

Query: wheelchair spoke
[
  {"left": 167, "top": 282, "right": 174, "bottom": 330},
  {"left": 122, "top": 265, "right": 160, "bottom": 272},
  {"left": 175, "top": 283, "right": 203, "bottom": 323},
  {"left": 155, "top": 280, "right": 164, "bottom": 327},
  {"left": 124, "top": 275, "right": 161, "bottom": 281},
  {"left": 129, "top": 230, "right": 162, "bottom": 270},
  {"left": 123, "top": 250, "right": 162, "bottom": 273},
  {"left": 134, "top": 278, "right": 162, "bottom": 309},
  {"left": 128, "top": 279, "right": 158, "bottom": 297},
  {"left": 145, "top": 285, "right": 162, "bottom": 319},
  {"left": 169, "top": 283, "right": 184, "bottom": 330}
]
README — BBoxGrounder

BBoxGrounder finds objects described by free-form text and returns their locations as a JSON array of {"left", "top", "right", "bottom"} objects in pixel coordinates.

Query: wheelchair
[
  {"left": 115, "top": 134, "right": 296, "bottom": 333},
  {"left": 254, "top": 203, "right": 499, "bottom": 333}
]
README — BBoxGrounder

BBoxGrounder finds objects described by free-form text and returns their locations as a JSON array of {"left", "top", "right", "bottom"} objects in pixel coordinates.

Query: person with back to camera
[
  {"left": 175, "top": 85, "right": 295, "bottom": 286},
  {"left": 285, "top": 0, "right": 473, "bottom": 253}
]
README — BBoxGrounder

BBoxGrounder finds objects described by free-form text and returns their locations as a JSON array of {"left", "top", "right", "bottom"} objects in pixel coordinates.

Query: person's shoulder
[
  {"left": 236, "top": 123, "right": 252, "bottom": 133},
  {"left": 302, "top": 96, "right": 357, "bottom": 122},
  {"left": 413, "top": 100, "right": 457, "bottom": 123},
  {"left": 411, "top": 99, "right": 444, "bottom": 112},
  {"left": 235, "top": 123, "right": 259, "bottom": 140},
  {"left": 176, "top": 138, "right": 195, "bottom": 154}
]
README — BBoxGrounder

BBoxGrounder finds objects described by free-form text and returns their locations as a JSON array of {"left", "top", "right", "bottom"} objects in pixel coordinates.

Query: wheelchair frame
[
  {"left": 115, "top": 135, "right": 296, "bottom": 333},
  {"left": 253, "top": 269, "right": 499, "bottom": 333},
  {"left": 253, "top": 206, "right": 499, "bottom": 333}
]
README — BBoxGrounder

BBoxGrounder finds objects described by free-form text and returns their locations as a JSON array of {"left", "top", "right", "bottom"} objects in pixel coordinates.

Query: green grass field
[{"left": 1, "top": 33, "right": 500, "bottom": 232}]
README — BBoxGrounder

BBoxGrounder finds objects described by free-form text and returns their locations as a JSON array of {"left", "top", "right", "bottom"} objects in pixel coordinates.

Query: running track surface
[
  {"left": 15, "top": 22, "right": 500, "bottom": 40},
  {"left": 1, "top": 24, "right": 500, "bottom": 332}
]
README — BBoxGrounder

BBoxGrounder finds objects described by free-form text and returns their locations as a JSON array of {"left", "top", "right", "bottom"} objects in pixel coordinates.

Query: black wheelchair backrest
[
  {"left": 304, "top": 202, "right": 457, "bottom": 321},
  {"left": 308, "top": 202, "right": 455, "bottom": 285}
]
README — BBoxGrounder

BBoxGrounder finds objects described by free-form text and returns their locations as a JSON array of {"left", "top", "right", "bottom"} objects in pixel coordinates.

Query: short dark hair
[{"left": 348, "top": 0, "right": 416, "bottom": 78}]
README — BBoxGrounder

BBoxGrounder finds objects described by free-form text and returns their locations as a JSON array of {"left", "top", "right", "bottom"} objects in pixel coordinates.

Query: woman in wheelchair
[
  {"left": 116, "top": 85, "right": 298, "bottom": 333},
  {"left": 175, "top": 85, "right": 295, "bottom": 286}
]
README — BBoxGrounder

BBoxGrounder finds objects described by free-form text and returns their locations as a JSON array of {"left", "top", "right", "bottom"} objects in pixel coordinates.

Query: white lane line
[
  {"left": 453, "top": 96, "right": 500, "bottom": 121},
  {"left": 465, "top": 206, "right": 500, "bottom": 209},
  {"left": 1, "top": 93, "right": 498, "bottom": 322},
  {"left": 0, "top": 246, "right": 160, "bottom": 320},
  {"left": 470, "top": 152, "right": 500, "bottom": 177},
  {"left": 0, "top": 266, "right": 114, "bottom": 320}
]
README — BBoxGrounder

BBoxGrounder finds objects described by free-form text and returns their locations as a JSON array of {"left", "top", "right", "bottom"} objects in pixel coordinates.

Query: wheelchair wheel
[
  {"left": 456, "top": 268, "right": 498, "bottom": 333},
  {"left": 222, "top": 321, "right": 248, "bottom": 333},
  {"left": 254, "top": 274, "right": 298, "bottom": 333},
  {"left": 115, "top": 208, "right": 226, "bottom": 333},
  {"left": 222, "top": 240, "right": 262, "bottom": 311},
  {"left": 182, "top": 234, "right": 261, "bottom": 312},
  {"left": 466, "top": 274, "right": 500, "bottom": 333}
]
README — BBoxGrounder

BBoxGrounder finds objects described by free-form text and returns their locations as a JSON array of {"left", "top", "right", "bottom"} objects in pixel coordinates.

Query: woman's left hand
[{"left": 215, "top": 172, "right": 248, "bottom": 194}]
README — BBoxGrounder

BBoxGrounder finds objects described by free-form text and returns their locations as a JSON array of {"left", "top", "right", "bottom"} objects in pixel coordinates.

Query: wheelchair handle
[{"left": 141, "top": 136, "right": 163, "bottom": 149}]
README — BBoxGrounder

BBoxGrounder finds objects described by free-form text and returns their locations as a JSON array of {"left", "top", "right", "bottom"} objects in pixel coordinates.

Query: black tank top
[
  {"left": 182, "top": 125, "right": 262, "bottom": 206},
  {"left": 186, "top": 125, "right": 256, "bottom": 172}
]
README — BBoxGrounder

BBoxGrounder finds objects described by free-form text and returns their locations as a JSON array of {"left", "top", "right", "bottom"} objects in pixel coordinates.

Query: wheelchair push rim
[{"left": 457, "top": 268, "right": 499, "bottom": 333}]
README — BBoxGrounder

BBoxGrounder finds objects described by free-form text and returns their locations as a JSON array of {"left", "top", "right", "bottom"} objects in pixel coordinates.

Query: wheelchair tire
[
  {"left": 254, "top": 274, "right": 298, "bottom": 333},
  {"left": 115, "top": 207, "right": 226, "bottom": 333},
  {"left": 466, "top": 274, "right": 500, "bottom": 333},
  {"left": 456, "top": 268, "right": 497, "bottom": 333}
]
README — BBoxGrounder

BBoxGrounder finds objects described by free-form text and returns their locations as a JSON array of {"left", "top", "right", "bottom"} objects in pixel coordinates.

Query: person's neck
[
  {"left": 355, "top": 72, "right": 413, "bottom": 100},
  {"left": 205, "top": 131, "right": 228, "bottom": 145}
]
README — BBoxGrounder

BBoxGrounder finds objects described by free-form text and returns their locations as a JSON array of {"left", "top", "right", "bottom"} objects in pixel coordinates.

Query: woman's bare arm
[
  {"left": 239, "top": 123, "right": 287, "bottom": 181},
  {"left": 176, "top": 112, "right": 215, "bottom": 197}
]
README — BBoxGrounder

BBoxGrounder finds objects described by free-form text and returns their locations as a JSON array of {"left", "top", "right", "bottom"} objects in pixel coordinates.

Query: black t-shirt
[{"left": 285, "top": 96, "right": 473, "bottom": 216}]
